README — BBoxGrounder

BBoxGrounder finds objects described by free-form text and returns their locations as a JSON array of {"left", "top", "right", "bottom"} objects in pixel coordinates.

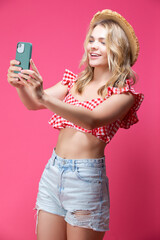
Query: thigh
[
  {"left": 67, "top": 222, "right": 106, "bottom": 240},
  {"left": 63, "top": 167, "right": 110, "bottom": 232},
  {"left": 37, "top": 210, "right": 67, "bottom": 240}
]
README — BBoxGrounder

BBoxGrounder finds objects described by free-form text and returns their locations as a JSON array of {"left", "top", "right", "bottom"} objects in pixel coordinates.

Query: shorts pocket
[{"left": 75, "top": 166, "right": 102, "bottom": 183}]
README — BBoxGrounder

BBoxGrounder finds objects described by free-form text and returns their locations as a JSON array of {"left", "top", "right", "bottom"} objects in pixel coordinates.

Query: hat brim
[{"left": 90, "top": 9, "right": 139, "bottom": 66}]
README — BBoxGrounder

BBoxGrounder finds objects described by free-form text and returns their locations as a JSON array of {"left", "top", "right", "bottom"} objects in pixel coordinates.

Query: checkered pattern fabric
[{"left": 48, "top": 69, "right": 144, "bottom": 144}]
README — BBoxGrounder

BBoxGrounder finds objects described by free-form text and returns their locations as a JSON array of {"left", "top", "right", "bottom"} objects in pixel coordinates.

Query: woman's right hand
[{"left": 7, "top": 60, "right": 25, "bottom": 88}]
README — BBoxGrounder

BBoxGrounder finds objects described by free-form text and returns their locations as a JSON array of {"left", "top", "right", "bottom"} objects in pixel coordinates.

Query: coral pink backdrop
[{"left": 0, "top": 0, "right": 159, "bottom": 240}]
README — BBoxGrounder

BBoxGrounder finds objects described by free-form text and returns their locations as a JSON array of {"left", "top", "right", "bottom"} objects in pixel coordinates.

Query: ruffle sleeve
[
  {"left": 107, "top": 80, "right": 144, "bottom": 129},
  {"left": 61, "top": 69, "right": 78, "bottom": 92}
]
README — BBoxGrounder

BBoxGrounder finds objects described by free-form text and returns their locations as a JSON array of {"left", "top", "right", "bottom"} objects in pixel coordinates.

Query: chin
[
  {"left": 89, "top": 63, "right": 105, "bottom": 68},
  {"left": 88, "top": 62, "right": 100, "bottom": 68}
]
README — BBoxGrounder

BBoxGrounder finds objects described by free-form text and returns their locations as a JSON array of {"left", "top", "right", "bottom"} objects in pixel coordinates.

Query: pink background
[{"left": 0, "top": 0, "right": 159, "bottom": 239}]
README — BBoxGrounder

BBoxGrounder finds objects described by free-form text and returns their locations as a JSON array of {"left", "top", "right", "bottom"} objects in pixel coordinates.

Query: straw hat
[{"left": 90, "top": 9, "right": 139, "bottom": 66}]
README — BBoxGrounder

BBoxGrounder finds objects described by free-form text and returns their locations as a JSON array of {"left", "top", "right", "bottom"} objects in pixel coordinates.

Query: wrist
[{"left": 39, "top": 92, "right": 49, "bottom": 105}]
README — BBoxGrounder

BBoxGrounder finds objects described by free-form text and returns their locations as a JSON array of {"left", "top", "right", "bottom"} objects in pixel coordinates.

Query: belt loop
[
  {"left": 51, "top": 154, "right": 56, "bottom": 166},
  {"left": 53, "top": 156, "right": 55, "bottom": 166},
  {"left": 72, "top": 160, "right": 76, "bottom": 172},
  {"left": 51, "top": 149, "right": 55, "bottom": 165}
]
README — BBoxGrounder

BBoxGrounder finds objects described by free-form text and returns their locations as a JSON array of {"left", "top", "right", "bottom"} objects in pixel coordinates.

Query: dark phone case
[{"left": 15, "top": 42, "right": 32, "bottom": 74}]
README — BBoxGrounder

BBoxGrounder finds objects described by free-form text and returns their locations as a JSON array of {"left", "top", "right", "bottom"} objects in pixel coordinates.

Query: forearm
[
  {"left": 40, "top": 92, "right": 94, "bottom": 129},
  {"left": 16, "top": 86, "right": 46, "bottom": 110}
]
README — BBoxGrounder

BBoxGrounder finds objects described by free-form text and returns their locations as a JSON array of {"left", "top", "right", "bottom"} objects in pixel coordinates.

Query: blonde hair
[{"left": 74, "top": 19, "right": 138, "bottom": 100}]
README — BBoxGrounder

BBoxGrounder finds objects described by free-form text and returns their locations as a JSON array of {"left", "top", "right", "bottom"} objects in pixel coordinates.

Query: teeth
[{"left": 91, "top": 54, "right": 100, "bottom": 56}]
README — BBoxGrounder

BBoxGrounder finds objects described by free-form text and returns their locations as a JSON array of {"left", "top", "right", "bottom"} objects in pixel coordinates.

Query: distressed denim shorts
[{"left": 33, "top": 147, "right": 110, "bottom": 233}]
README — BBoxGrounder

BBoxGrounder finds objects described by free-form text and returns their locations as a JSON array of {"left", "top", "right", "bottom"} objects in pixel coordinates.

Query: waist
[{"left": 53, "top": 147, "right": 105, "bottom": 167}]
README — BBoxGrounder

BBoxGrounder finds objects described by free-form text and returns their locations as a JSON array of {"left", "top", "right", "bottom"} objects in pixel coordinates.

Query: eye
[
  {"left": 88, "top": 40, "right": 94, "bottom": 43},
  {"left": 101, "top": 42, "right": 106, "bottom": 45}
]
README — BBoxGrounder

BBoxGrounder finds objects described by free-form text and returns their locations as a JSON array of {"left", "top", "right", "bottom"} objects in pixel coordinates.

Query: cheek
[
  {"left": 104, "top": 53, "right": 108, "bottom": 60},
  {"left": 86, "top": 44, "right": 90, "bottom": 53},
  {"left": 102, "top": 49, "right": 108, "bottom": 59}
]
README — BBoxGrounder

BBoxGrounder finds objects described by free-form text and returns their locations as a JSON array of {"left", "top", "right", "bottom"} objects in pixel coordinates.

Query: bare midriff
[
  {"left": 54, "top": 81, "right": 121, "bottom": 159},
  {"left": 55, "top": 128, "right": 107, "bottom": 159}
]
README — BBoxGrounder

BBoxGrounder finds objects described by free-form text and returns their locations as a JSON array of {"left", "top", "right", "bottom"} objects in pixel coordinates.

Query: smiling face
[{"left": 87, "top": 24, "right": 109, "bottom": 69}]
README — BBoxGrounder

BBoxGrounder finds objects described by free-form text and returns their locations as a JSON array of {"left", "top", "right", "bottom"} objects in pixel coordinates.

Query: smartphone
[{"left": 15, "top": 42, "right": 32, "bottom": 74}]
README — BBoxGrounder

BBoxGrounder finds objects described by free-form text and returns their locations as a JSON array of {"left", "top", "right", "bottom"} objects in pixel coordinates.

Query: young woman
[{"left": 7, "top": 9, "right": 144, "bottom": 240}]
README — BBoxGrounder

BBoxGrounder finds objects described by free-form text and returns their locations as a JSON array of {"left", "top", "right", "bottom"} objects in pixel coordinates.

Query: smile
[{"left": 90, "top": 53, "right": 101, "bottom": 59}]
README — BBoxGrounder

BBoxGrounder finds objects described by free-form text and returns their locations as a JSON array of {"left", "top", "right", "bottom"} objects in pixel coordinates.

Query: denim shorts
[{"left": 33, "top": 147, "right": 110, "bottom": 233}]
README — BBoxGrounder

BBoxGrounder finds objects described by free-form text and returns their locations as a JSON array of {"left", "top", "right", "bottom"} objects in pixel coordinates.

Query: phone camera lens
[{"left": 17, "top": 43, "right": 24, "bottom": 53}]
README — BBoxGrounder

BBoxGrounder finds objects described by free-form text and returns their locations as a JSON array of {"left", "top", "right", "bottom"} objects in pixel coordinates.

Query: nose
[{"left": 91, "top": 41, "right": 99, "bottom": 49}]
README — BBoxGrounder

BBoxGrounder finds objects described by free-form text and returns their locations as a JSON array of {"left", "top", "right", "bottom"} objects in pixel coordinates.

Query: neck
[{"left": 92, "top": 66, "right": 112, "bottom": 85}]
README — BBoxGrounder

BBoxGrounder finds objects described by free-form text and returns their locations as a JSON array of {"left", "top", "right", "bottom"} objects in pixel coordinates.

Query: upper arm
[
  {"left": 35, "top": 69, "right": 76, "bottom": 110},
  {"left": 91, "top": 92, "right": 135, "bottom": 128},
  {"left": 44, "top": 68, "right": 77, "bottom": 100},
  {"left": 44, "top": 80, "right": 68, "bottom": 101}
]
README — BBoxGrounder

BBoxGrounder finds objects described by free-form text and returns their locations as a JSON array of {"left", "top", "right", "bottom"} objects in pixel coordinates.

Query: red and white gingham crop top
[{"left": 48, "top": 69, "right": 144, "bottom": 144}]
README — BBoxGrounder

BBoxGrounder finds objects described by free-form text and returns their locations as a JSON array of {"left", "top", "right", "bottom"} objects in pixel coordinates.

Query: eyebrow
[{"left": 89, "top": 36, "right": 106, "bottom": 40}]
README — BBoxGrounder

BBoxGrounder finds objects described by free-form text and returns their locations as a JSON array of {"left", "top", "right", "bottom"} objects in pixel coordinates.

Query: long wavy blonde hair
[{"left": 74, "top": 19, "right": 138, "bottom": 100}]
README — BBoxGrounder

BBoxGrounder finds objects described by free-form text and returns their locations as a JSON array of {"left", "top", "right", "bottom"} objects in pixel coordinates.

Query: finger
[
  {"left": 18, "top": 73, "right": 38, "bottom": 86},
  {"left": 30, "top": 59, "right": 39, "bottom": 74},
  {"left": 8, "top": 72, "right": 21, "bottom": 78},
  {"left": 8, "top": 66, "right": 22, "bottom": 72},
  {"left": 20, "top": 69, "right": 34, "bottom": 75},
  {"left": 11, "top": 79, "right": 25, "bottom": 85},
  {"left": 10, "top": 59, "right": 20, "bottom": 66},
  {"left": 18, "top": 73, "right": 30, "bottom": 81},
  {"left": 18, "top": 72, "right": 36, "bottom": 82},
  {"left": 8, "top": 77, "right": 19, "bottom": 82},
  {"left": 20, "top": 70, "right": 40, "bottom": 82},
  {"left": 18, "top": 75, "right": 33, "bottom": 86},
  {"left": 8, "top": 78, "right": 25, "bottom": 86}
]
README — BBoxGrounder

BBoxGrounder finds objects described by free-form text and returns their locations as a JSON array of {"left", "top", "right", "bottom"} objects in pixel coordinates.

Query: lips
[{"left": 90, "top": 53, "right": 101, "bottom": 60}]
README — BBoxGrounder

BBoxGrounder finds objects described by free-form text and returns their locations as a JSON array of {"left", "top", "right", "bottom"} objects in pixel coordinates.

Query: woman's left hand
[{"left": 18, "top": 59, "right": 44, "bottom": 101}]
